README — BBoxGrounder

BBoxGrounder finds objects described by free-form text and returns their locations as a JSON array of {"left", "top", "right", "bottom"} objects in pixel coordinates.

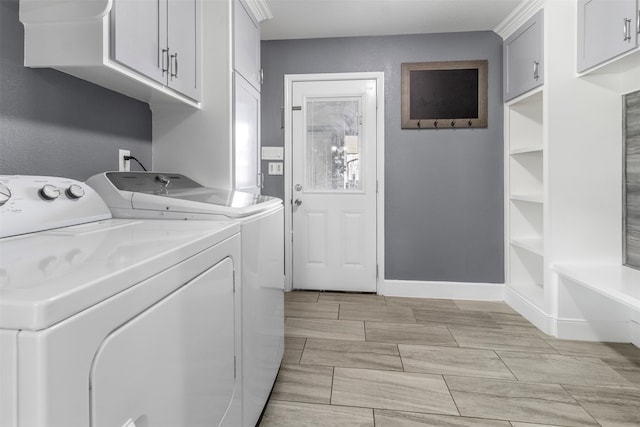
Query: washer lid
[
  {"left": 88, "top": 172, "right": 282, "bottom": 218},
  {"left": 0, "top": 219, "right": 239, "bottom": 330}
]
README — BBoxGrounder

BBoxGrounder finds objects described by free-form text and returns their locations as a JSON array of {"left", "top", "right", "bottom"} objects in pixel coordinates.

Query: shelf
[
  {"left": 507, "top": 90, "right": 543, "bottom": 153},
  {"left": 510, "top": 193, "right": 543, "bottom": 203},
  {"left": 510, "top": 237, "right": 544, "bottom": 256},
  {"left": 553, "top": 263, "right": 640, "bottom": 311},
  {"left": 510, "top": 145, "right": 543, "bottom": 155},
  {"left": 508, "top": 243, "right": 545, "bottom": 308},
  {"left": 509, "top": 154, "right": 543, "bottom": 195}
]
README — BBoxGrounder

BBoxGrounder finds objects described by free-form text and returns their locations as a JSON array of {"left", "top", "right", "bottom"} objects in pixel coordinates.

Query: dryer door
[{"left": 90, "top": 257, "right": 236, "bottom": 427}]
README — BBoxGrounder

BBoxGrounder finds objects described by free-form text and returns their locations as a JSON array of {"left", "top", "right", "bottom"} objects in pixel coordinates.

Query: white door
[{"left": 291, "top": 79, "right": 377, "bottom": 292}]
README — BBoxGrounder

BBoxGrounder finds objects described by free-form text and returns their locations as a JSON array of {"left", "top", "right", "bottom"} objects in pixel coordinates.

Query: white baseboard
[
  {"left": 504, "top": 287, "right": 552, "bottom": 334},
  {"left": 631, "top": 321, "right": 640, "bottom": 347},
  {"left": 506, "top": 286, "right": 637, "bottom": 343},
  {"left": 379, "top": 280, "right": 505, "bottom": 301},
  {"left": 555, "top": 318, "right": 631, "bottom": 343}
]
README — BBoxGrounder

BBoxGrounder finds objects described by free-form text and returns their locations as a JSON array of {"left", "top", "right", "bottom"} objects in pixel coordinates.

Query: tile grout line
[
  {"left": 558, "top": 383, "right": 602, "bottom": 427},
  {"left": 494, "top": 350, "right": 519, "bottom": 382},
  {"left": 441, "top": 374, "right": 462, "bottom": 417},
  {"left": 329, "top": 366, "right": 335, "bottom": 406},
  {"left": 445, "top": 325, "right": 462, "bottom": 348}
]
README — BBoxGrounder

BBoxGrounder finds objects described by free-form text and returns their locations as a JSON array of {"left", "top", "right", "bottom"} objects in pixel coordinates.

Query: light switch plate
[
  {"left": 268, "top": 162, "right": 283, "bottom": 175},
  {"left": 262, "top": 146, "right": 284, "bottom": 160}
]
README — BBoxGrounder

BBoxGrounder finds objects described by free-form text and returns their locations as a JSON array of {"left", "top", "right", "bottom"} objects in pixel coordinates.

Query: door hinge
[
  {"left": 233, "top": 270, "right": 236, "bottom": 293},
  {"left": 376, "top": 264, "right": 379, "bottom": 279},
  {"left": 234, "top": 356, "right": 237, "bottom": 378},
  {"left": 292, "top": 106, "right": 302, "bottom": 111},
  {"left": 376, "top": 180, "right": 379, "bottom": 194}
]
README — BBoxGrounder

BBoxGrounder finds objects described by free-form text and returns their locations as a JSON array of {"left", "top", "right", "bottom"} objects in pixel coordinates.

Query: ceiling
[{"left": 261, "top": 0, "right": 523, "bottom": 40}]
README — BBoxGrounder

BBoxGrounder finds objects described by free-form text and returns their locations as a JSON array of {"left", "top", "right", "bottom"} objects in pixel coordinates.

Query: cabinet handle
[
  {"left": 170, "top": 53, "right": 178, "bottom": 80},
  {"left": 624, "top": 18, "right": 632, "bottom": 41},
  {"left": 161, "top": 49, "right": 169, "bottom": 76},
  {"left": 533, "top": 61, "right": 540, "bottom": 81}
]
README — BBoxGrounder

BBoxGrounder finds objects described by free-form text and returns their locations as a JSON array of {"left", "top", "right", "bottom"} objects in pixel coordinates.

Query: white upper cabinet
[
  {"left": 577, "top": 0, "right": 638, "bottom": 72},
  {"left": 503, "top": 9, "right": 544, "bottom": 102},
  {"left": 111, "top": 0, "right": 166, "bottom": 84},
  {"left": 234, "top": 0, "right": 262, "bottom": 90},
  {"left": 113, "top": 0, "right": 201, "bottom": 100},
  {"left": 20, "top": 0, "right": 201, "bottom": 106},
  {"left": 166, "top": 0, "right": 200, "bottom": 100}
]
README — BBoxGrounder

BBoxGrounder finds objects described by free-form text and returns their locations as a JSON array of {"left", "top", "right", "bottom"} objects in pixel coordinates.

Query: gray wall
[
  {"left": 0, "top": 0, "right": 151, "bottom": 181},
  {"left": 261, "top": 32, "right": 504, "bottom": 283}
]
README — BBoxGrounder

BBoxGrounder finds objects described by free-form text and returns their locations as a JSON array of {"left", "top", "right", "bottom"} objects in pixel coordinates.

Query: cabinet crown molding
[
  {"left": 20, "top": 0, "right": 112, "bottom": 23},
  {"left": 243, "top": 0, "right": 273, "bottom": 22},
  {"left": 495, "top": 0, "right": 545, "bottom": 40}
]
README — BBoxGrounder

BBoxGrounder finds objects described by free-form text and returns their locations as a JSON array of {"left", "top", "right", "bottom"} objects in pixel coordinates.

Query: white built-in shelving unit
[
  {"left": 499, "top": 0, "right": 640, "bottom": 343},
  {"left": 505, "top": 88, "right": 546, "bottom": 317}
]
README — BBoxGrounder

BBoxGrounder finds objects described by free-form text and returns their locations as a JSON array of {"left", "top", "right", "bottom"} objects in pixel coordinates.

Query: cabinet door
[
  {"left": 167, "top": 0, "right": 201, "bottom": 100},
  {"left": 111, "top": 0, "right": 167, "bottom": 83},
  {"left": 234, "top": 0, "right": 261, "bottom": 90},
  {"left": 504, "top": 10, "right": 544, "bottom": 102},
  {"left": 577, "top": 0, "right": 638, "bottom": 72},
  {"left": 234, "top": 73, "right": 261, "bottom": 194}
]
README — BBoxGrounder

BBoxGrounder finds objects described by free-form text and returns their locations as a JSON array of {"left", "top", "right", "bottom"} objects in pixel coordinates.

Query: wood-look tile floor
[{"left": 258, "top": 291, "right": 640, "bottom": 427}]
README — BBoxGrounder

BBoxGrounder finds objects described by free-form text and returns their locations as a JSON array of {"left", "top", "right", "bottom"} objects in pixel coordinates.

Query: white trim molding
[
  {"left": 505, "top": 286, "right": 553, "bottom": 334},
  {"left": 243, "top": 0, "right": 273, "bottom": 22},
  {"left": 494, "top": 0, "right": 545, "bottom": 40},
  {"left": 380, "top": 280, "right": 505, "bottom": 301}
]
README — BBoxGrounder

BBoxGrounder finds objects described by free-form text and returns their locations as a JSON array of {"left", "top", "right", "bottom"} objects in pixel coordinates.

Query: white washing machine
[
  {"left": 87, "top": 171, "right": 284, "bottom": 427},
  {"left": 0, "top": 175, "right": 242, "bottom": 427}
]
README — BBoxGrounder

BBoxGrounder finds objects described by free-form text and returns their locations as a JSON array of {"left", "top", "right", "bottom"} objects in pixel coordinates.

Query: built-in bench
[{"left": 552, "top": 263, "right": 640, "bottom": 345}]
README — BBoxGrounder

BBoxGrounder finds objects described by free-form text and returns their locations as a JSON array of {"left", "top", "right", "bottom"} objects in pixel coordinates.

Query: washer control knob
[
  {"left": 39, "top": 184, "right": 61, "bottom": 200},
  {"left": 66, "top": 184, "right": 85, "bottom": 199},
  {"left": 0, "top": 183, "right": 11, "bottom": 206}
]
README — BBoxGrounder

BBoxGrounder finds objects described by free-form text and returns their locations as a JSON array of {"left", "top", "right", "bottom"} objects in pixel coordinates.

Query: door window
[{"left": 305, "top": 98, "right": 362, "bottom": 192}]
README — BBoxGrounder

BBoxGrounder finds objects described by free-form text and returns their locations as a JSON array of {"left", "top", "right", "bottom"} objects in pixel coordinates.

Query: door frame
[{"left": 283, "top": 72, "right": 385, "bottom": 292}]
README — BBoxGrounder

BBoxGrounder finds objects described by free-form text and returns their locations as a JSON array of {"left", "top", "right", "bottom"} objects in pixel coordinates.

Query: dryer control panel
[{"left": 0, "top": 175, "right": 111, "bottom": 238}]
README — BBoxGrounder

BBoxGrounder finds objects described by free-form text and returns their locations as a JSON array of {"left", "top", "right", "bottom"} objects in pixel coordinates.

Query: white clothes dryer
[
  {"left": 0, "top": 175, "right": 242, "bottom": 427},
  {"left": 87, "top": 172, "right": 284, "bottom": 427}
]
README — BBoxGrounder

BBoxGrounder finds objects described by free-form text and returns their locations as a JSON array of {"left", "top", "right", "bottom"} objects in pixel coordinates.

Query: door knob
[
  {"left": 295, "top": 184, "right": 302, "bottom": 191},
  {"left": 294, "top": 199, "right": 302, "bottom": 206}
]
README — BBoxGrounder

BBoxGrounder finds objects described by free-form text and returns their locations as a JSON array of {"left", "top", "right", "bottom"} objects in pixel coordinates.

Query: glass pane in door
[{"left": 306, "top": 98, "right": 361, "bottom": 191}]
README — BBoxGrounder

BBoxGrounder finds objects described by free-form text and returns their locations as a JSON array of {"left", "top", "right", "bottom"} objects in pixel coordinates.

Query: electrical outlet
[{"left": 118, "top": 149, "right": 130, "bottom": 172}]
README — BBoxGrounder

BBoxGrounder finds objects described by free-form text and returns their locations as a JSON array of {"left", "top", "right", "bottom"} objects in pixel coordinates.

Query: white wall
[{"left": 546, "top": 0, "right": 639, "bottom": 266}]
